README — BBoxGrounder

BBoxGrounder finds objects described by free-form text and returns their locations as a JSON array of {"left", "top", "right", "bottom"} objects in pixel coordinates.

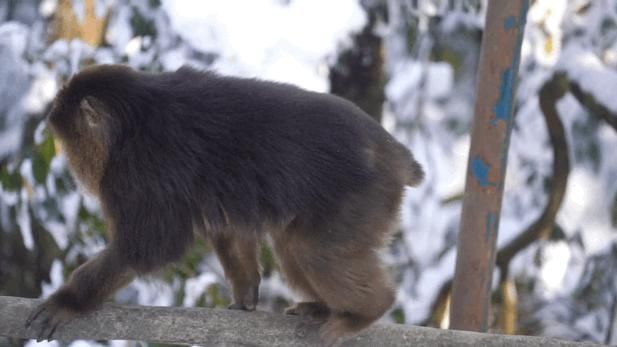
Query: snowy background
[{"left": 1, "top": 0, "right": 617, "bottom": 345}]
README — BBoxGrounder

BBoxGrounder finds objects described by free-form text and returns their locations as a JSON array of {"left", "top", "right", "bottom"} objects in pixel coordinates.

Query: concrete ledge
[{"left": 0, "top": 296, "right": 602, "bottom": 346}]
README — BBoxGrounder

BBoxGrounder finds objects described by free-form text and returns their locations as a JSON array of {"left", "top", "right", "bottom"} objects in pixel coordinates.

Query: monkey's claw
[
  {"left": 25, "top": 299, "right": 75, "bottom": 341},
  {"left": 25, "top": 303, "right": 47, "bottom": 328}
]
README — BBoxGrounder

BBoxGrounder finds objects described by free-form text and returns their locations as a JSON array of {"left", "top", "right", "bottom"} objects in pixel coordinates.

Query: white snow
[
  {"left": 41, "top": 260, "right": 65, "bottom": 297},
  {"left": 0, "top": 22, "right": 30, "bottom": 158},
  {"left": 22, "top": 63, "right": 58, "bottom": 114},
  {"left": 559, "top": 44, "right": 617, "bottom": 114},
  {"left": 162, "top": 0, "right": 365, "bottom": 91},
  {"left": 183, "top": 272, "right": 218, "bottom": 307},
  {"left": 537, "top": 241, "right": 571, "bottom": 297},
  {"left": 39, "top": 0, "right": 58, "bottom": 18}
]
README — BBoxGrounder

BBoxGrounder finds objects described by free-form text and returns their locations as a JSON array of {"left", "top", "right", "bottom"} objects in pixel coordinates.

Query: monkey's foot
[
  {"left": 319, "top": 316, "right": 355, "bottom": 347},
  {"left": 228, "top": 302, "right": 255, "bottom": 311},
  {"left": 228, "top": 282, "right": 259, "bottom": 311},
  {"left": 285, "top": 301, "right": 330, "bottom": 321},
  {"left": 25, "top": 297, "right": 78, "bottom": 341},
  {"left": 286, "top": 302, "right": 329, "bottom": 340}
]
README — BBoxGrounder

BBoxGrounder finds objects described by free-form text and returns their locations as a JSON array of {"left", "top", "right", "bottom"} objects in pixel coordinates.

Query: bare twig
[
  {"left": 569, "top": 81, "right": 617, "bottom": 133},
  {"left": 495, "top": 72, "right": 570, "bottom": 277}
]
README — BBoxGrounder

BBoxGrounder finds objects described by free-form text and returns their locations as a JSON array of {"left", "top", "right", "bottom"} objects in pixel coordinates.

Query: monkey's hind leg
[
  {"left": 286, "top": 230, "right": 394, "bottom": 347},
  {"left": 209, "top": 232, "right": 261, "bottom": 311},
  {"left": 26, "top": 246, "right": 135, "bottom": 340},
  {"left": 272, "top": 232, "right": 330, "bottom": 323},
  {"left": 317, "top": 252, "right": 394, "bottom": 347}
]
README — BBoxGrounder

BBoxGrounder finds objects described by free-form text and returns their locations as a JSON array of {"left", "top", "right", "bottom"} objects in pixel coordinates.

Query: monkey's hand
[
  {"left": 25, "top": 291, "right": 79, "bottom": 341},
  {"left": 228, "top": 276, "right": 260, "bottom": 311}
]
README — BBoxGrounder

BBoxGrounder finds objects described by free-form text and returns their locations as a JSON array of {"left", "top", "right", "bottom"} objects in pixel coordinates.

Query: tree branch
[
  {"left": 0, "top": 296, "right": 602, "bottom": 347},
  {"left": 495, "top": 72, "right": 571, "bottom": 275},
  {"left": 568, "top": 81, "right": 617, "bottom": 133},
  {"left": 426, "top": 73, "right": 572, "bottom": 329}
]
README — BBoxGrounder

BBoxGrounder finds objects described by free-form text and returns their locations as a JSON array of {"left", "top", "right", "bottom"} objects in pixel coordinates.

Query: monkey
[{"left": 25, "top": 64, "right": 424, "bottom": 346}]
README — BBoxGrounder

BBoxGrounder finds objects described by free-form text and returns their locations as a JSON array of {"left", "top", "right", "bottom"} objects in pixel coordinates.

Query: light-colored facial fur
[{"left": 50, "top": 97, "right": 110, "bottom": 196}]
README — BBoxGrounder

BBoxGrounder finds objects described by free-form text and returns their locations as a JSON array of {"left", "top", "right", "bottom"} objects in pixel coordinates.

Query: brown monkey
[{"left": 26, "top": 64, "right": 424, "bottom": 346}]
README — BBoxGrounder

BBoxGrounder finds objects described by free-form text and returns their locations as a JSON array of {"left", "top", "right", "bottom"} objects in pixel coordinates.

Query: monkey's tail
[{"left": 405, "top": 155, "right": 425, "bottom": 187}]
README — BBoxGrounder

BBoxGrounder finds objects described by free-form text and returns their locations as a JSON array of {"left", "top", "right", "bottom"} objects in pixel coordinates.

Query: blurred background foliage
[{"left": 0, "top": 0, "right": 617, "bottom": 346}]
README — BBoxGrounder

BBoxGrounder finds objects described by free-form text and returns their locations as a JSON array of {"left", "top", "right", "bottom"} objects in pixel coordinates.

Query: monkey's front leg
[
  {"left": 210, "top": 233, "right": 261, "bottom": 311},
  {"left": 25, "top": 247, "right": 134, "bottom": 340}
]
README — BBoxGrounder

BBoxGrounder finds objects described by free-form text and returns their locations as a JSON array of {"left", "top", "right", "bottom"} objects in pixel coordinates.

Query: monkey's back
[
  {"left": 145, "top": 68, "right": 412, "bottom": 232},
  {"left": 65, "top": 65, "right": 417, "bottom": 248}
]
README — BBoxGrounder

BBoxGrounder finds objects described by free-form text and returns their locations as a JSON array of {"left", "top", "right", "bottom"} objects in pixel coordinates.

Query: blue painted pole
[{"left": 450, "top": 0, "right": 529, "bottom": 332}]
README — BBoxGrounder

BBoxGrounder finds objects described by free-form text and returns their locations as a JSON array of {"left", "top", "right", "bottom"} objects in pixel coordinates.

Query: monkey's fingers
[
  {"left": 43, "top": 318, "right": 61, "bottom": 341},
  {"left": 25, "top": 303, "right": 48, "bottom": 328},
  {"left": 37, "top": 308, "right": 74, "bottom": 341},
  {"left": 285, "top": 306, "right": 300, "bottom": 315},
  {"left": 227, "top": 302, "right": 255, "bottom": 311},
  {"left": 227, "top": 303, "right": 243, "bottom": 310},
  {"left": 285, "top": 302, "right": 330, "bottom": 320},
  {"left": 34, "top": 309, "right": 53, "bottom": 342},
  {"left": 27, "top": 299, "right": 75, "bottom": 341}
]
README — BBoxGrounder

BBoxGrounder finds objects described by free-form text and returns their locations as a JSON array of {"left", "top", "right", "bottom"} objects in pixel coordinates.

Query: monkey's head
[{"left": 47, "top": 65, "right": 136, "bottom": 195}]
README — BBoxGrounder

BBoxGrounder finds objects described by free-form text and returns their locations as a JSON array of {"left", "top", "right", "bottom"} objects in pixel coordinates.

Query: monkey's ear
[{"left": 80, "top": 97, "right": 103, "bottom": 127}]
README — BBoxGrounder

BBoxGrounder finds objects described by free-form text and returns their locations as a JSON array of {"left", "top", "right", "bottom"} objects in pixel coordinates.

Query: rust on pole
[{"left": 449, "top": 0, "right": 529, "bottom": 332}]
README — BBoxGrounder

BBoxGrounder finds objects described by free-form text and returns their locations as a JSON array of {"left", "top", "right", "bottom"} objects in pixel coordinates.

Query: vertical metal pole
[{"left": 449, "top": 0, "right": 529, "bottom": 332}]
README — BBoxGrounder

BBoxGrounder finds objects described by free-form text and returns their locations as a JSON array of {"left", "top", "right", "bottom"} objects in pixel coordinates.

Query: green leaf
[
  {"left": 0, "top": 168, "right": 22, "bottom": 191},
  {"left": 78, "top": 206, "right": 107, "bottom": 237},
  {"left": 39, "top": 132, "right": 56, "bottom": 164},
  {"left": 260, "top": 243, "right": 277, "bottom": 277},
  {"left": 208, "top": 284, "right": 229, "bottom": 308},
  {"left": 32, "top": 131, "right": 57, "bottom": 184},
  {"left": 31, "top": 151, "right": 48, "bottom": 184},
  {"left": 391, "top": 307, "right": 405, "bottom": 324},
  {"left": 130, "top": 6, "right": 157, "bottom": 37}
]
